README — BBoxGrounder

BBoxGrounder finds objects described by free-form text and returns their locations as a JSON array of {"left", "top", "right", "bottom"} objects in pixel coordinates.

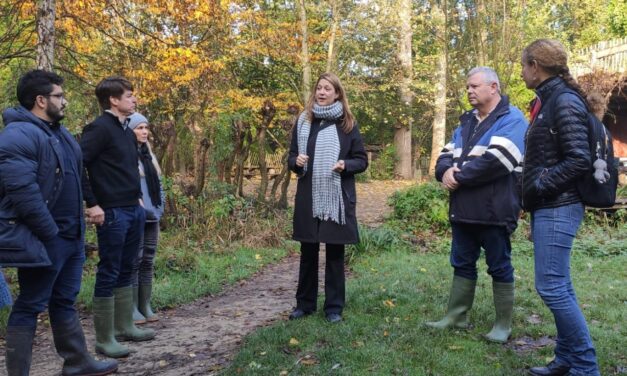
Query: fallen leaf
[
  {"left": 255, "top": 254, "right": 262, "bottom": 260},
  {"left": 289, "top": 338, "right": 300, "bottom": 346},
  {"left": 279, "top": 371, "right": 288, "bottom": 376},
  {"left": 158, "top": 360, "right": 167, "bottom": 367},
  {"left": 260, "top": 351, "right": 267, "bottom": 356},
  {"left": 352, "top": 340, "right": 365, "bottom": 348},
  {"left": 526, "top": 314, "right": 542, "bottom": 324},
  {"left": 420, "top": 268, "right": 427, "bottom": 272},
  {"left": 383, "top": 299, "right": 396, "bottom": 308},
  {"left": 448, "top": 345, "right": 463, "bottom": 350},
  {"left": 383, "top": 330, "right": 389, "bottom": 337},
  {"left": 188, "top": 353, "right": 196, "bottom": 358},
  {"left": 331, "top": 363, "right": 341, "bottom": 370}
]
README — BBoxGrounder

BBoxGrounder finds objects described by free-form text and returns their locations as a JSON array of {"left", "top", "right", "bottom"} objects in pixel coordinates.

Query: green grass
[{"left": 224, "top": 234, "right": 627, "bottom": 375}]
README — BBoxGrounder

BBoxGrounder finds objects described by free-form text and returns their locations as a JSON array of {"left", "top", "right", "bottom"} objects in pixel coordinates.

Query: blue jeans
[
  {"left": 8, "top": 236, "right": 85, "bottom": 328},
  {"left": 450, "top": 223, "right": 514, "bottom": 283},
  {"left": 531, "top": 203, "right": 599, "bottom": 376},
  {"left": 94, "top": 205, "right": 145, "bottom": 297},
  {"left": 132, "top": 220, "right": 160, "bottom": 286}
]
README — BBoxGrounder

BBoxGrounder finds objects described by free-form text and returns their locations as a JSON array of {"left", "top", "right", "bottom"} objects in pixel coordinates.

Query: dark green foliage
[
  {"left": 346, "top": 225, "right": 408, "bottom": 264},
  {"left": 387, "top": 181, "right": 450, "bottom": 234},
  {"left": 369, "top": 144, "right": 397, "bottom": 180}
]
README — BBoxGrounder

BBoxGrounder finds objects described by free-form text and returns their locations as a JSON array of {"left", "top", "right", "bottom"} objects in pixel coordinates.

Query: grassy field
[{"left": 224, "top": 223, "right": 627, "bottom": 375}]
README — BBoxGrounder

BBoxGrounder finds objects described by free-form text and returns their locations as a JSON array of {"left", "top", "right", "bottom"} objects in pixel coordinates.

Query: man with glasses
[{"left": 0, "top": 69, "right": 117, "bottom": 375}]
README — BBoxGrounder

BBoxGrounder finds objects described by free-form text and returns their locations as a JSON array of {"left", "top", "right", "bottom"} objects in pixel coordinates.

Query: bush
[
  {"left": 387, "top": 181, "right": 450, "bottom": 234},
  {"left": 346, "top": 225, "right": 409, "bottom": 264},
  {"left": 370, "top": 144, "right": 397, "bottom": 180}
]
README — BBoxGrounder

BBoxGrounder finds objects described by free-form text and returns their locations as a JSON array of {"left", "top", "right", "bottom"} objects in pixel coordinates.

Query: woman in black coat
[
  {"left": 287, "top": 72, "right": 368, "bottom": 323},
  {"left": 521, "top": 39, "right": 600, "bottom": 376}
]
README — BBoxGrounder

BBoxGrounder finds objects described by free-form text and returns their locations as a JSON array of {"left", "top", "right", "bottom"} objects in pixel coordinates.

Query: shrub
[
  {"left": 346, "top": 225, "right": 409, "bottom": 264},
  {"left": 387, "top": 181, "right": 450, "bottom": 234},
  {"left": 370, "top": 144, "right": 397, "bottom": 180}
]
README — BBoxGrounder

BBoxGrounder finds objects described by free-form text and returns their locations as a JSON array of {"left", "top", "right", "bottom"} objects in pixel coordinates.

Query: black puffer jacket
[{"left": 522, "top": 77, "right": 590, "bottom": 211}]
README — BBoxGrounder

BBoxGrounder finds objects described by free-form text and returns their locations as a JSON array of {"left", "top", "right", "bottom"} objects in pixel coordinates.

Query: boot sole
[
  {"left": 95, "top": 348, "right": 130, "bottom": 359},
  {"left": 115, "top": 334, "right": 155, "bottom": 342},
  {"left": 63, "top": 364, "right": 119, "bottom": 376}
]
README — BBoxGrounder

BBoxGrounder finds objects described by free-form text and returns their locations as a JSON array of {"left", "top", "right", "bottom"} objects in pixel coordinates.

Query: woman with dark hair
[
  {"left": 521, "top": 39, "right": 600, "bottom": 376},
  {"left": 287, "top": 72, "right": 368, "bottom": 323}
]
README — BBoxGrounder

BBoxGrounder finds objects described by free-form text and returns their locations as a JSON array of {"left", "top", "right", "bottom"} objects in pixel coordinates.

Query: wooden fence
[{"left": 571, "top": 37, "right": 627, "bottom": 77}]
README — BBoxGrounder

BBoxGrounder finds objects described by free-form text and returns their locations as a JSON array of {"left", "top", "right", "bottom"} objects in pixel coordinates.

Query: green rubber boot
[
  {"left": 93, "top": 296, "right": 130, "bottom": 358},
  {"left": 425, "top": 275, "right": 476, "bottom": 329},
  {"left": 484, "top": 281, "right": 514, "bottom": 343},
  {"left": 138, "top": 284, "right": 159, "bottom": 322},
  {"left": 132, "top": 286, "right": 146, "bottom": 324},
  {"left": 113, "top": 286, "right": 155, "bottom": 342}
]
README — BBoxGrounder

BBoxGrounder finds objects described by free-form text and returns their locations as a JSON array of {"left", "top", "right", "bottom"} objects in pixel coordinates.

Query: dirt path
[{"left": 2, "top": 180, "right": 414, "bottom": 376}]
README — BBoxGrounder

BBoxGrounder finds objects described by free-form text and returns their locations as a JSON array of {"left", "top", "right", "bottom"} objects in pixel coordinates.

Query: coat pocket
[{"left": 0, "top": 218, "right": 50, "bottom": 268}]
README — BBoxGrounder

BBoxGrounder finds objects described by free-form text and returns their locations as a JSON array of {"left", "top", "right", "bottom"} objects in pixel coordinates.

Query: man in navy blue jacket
[
  {"left": 0, "top": 70, "right": 117, "bottom": 376},
  {"left": 425, "top": 67, "right": 528, "bottom": 343},
  {"left": 80, "top": 76, "right": 154, "bottom": 359}
]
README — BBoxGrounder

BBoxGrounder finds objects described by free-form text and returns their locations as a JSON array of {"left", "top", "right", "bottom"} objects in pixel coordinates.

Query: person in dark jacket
[
  {"left": 426, "top": 67, "right": 527, "bottom": 343},
  {"left": 0, "top": 70, "right": 117, "bottom": 376},
  {"left": 81, "top": 77, "right": 154, "bottom": 359},
  {"left": 287, "top": 72, "right": 368, "bottom": 323},
  {"left": 127, "top": 113, "right": 165, "bottom": 324},
  {"left": 521, "top": 39, "right": 600, "bottom": 376}
]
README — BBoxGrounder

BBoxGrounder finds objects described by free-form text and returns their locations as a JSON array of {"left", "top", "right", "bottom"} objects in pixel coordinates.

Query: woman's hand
[
  {"left": 332, "top": 160, "right": 345, "bottom": 172},
  {"left": 296, "top": 154, "right": 309, "bottom": 167}
]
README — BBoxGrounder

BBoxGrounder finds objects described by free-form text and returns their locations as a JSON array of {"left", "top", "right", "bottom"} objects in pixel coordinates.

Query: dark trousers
[
  {"left": 94, "top": 205, "right": 145, "bottom": 297},
  {"left": 450, "top": 223, "right": 514, "bottom": 283},
  {"left": 132, "top": 220, "right": 160, "bottom": 286},
  {"left": 8, "top": 236, "right": 85, "bottom": 328},
  {"left": 295, "top": 242, "right": 345, "bottom": 315}
]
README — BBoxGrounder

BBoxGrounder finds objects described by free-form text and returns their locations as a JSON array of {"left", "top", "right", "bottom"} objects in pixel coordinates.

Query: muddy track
[{"left": 0, "top": 180, "right": 412, "bottom": 375}]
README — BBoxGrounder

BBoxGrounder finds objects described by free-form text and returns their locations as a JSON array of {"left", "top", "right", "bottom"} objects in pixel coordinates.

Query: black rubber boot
[
  {"left": 5, "top": 325, "right": 36, "bottom": 376},
  {"left": 51, "top": 314, "right": 118, "bottom": 376}
]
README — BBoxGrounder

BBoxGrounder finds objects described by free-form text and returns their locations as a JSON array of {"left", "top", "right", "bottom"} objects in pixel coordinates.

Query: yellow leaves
[
  {"left": 255, "top": 254, "right": 262, "bottom": 260},
  {"left": 289, "top": 337, "right": 300, "bottom": 346},
  {"left": 383, "top": 299, "right": 396, "bottom": 308}
]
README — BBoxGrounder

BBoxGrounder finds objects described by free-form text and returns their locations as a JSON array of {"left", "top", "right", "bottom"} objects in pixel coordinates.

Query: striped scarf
[{"left": 297, "top": 101, "right": 345, "bottom": 225}]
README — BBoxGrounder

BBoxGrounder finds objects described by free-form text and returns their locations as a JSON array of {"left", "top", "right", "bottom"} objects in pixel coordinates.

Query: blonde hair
[
  {"left": 139, "top": 142, "right": 162, "bottom": 177},
  {"left": 304, "top": 72, "right": 355, "bottom": 133},
  {"left": 522, "top": 39, "right": 587, "bottom": 103}
]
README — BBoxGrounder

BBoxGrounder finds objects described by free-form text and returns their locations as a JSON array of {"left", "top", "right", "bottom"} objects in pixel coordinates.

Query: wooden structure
[
  {"left": 243, "top": 149, "right": 285, "bottom": 179},
  {"left": 572, "top": 38, "right": 627, "bottom": 185}
]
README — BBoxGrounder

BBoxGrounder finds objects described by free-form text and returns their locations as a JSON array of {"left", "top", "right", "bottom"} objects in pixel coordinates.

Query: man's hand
[
  {"left": 295, "top": 154, "right": 309, "bottom": 167},
  {"left": 332, "top": 160, "right": 345, "bottom": 173},
  {"left": 442, "top": 167, "right": 461, "bottom": 191},
  {"left": 85, "top": 205, "right": 105, "bottom": 226}
]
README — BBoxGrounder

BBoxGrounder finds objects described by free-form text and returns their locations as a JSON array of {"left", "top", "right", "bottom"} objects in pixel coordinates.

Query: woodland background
[{"left": 0, "top": 0, "right": 626, "bottom": 223}]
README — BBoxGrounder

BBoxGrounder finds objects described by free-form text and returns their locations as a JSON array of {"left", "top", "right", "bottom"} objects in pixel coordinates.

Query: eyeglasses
[{"left": 44, "top": 93, "right": 65, "bottom": 100}]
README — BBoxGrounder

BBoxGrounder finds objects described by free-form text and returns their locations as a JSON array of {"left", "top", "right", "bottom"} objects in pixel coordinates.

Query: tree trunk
[
  {"left": 394, "top": 0, "right": 414, "bottom": 179},
  {"left": 326, "top": 0, "right": 339, "bottom": 73},
  {"left": 257, "top": 100, "right": 277, "bottom": 202},
  {"left": 193, "top": 138, "right": 210, "bottom": 197},
  {"left": 428, "top": 1, "right": 447, "bottom": 177},
  {"left": 298, "top": 0, "right": 311, "bottom": 104},
  {"left": 36, "top": 0, "right": 55, "bottom": 71}
]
